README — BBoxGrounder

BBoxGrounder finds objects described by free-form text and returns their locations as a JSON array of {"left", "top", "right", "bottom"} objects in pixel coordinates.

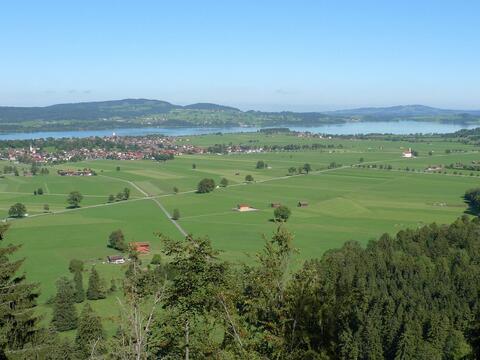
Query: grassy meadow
[{"left": 3, "top": 132, "right": 480, "bottom": 335}]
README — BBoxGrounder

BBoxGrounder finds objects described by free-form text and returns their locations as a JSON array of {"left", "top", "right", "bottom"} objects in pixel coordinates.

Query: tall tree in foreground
[
  {"left": 0, "top": 224, "right": 40, "bottom": 357},
  {"left": 86, "top": 267, "right": 106, "bottom": 300},
  {"left": 111, "top": 248, "right": 167, "bottom": 360},
  {"left": 51, "top": 277, "right": 78, "bottom": 331},
  {"left": 231, "top": 226, "right": 295, "bottom": 358},
  {"left": 149, "top": 234, "right": 229, "bottom": 359},
  {"left": 75, "top": 303, "right": 105, "bottom": 359}
]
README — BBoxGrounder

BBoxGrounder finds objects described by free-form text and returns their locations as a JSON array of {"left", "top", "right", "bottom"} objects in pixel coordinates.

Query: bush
[{"left": 219, "top": 177, "right": 229, "bottom": 187}]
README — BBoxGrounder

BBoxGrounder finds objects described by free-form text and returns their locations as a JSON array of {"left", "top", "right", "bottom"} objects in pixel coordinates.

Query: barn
[
  {"left": 237, "top": 204, "right": 251, "bottom": 212},
  {"left": 107, "top": 255, "right": 126, "bottom": 264},
  {"left": 130, "top": 242, "right": 150, "bottom": 254}
]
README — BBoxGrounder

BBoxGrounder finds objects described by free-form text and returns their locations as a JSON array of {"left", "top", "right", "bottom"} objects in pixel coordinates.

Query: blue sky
[{"left": 0, "top": 0, "right": 479, "bottom": 110}]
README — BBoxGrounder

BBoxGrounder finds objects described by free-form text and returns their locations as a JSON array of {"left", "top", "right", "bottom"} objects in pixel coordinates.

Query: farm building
[
  {"left": 107, "top": 255, "right": 125, "bottom": 264},
  {"left": 402, "top": 148, "right": 413, "bottom": 158},
  {"left": 271, "top": 203, "right": 281, "bottom": 208},
  {"left": 237, "top": 204, "right": 252, "bottom": 212},
  {"left": 298, "top": 201, "right": 308, "bottom": 207},
  {"left": 130, "top": 242, "right": 150, "bottom": 254}
]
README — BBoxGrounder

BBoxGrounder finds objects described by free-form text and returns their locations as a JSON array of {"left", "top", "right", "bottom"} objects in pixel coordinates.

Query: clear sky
[{"left": 1, "top": 0, "right": 479, "bottom": 110}]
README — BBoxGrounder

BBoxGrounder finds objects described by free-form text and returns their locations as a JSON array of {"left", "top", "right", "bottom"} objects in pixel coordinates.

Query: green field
[{"left": 3, "top": 133, "right": 480, "bottom": 335}]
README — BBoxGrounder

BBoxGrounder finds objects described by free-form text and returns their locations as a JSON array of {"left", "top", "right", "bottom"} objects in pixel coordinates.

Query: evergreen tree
[
  {"left": 86, "top": 267, "right": 106, "bottom": 300},
  {"left": 51, "top": 277, "right": 78, "bottom": 331},
  {"left": 73, "top": 270, "right": 85, "bottom": 303},
  {"left": 45, "top": 337, "right": 78, "bottom": 360},
  {"left": 75, "top": 303, "right": 105, "bottom": 359},
  {"left": 0, "top": 224, "right": 40, "bottom": 356}
]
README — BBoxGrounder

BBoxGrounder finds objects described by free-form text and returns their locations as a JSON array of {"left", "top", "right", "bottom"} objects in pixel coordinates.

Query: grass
[{"left": 2, "top": 133, "right": 479, "bottom": 335}]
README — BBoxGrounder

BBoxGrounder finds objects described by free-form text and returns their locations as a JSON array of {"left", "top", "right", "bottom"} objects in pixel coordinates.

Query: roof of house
[{"left": 130, "top": 242, "right": 150, "bottom": 246}]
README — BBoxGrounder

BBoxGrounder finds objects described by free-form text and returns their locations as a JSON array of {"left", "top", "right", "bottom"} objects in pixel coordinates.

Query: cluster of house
[
  {"left": 106, "top": 241, "right": 151, "bottom": 264},
  {"left": 57, "top": 168, "right": 95, "bottom": 176},
  {"left": 224, "top": 145, "right": 265, "bottom": 154},
  {"left": 235, "top": 201, "right": 309, "bottom": 212},
  {"left": 2, "top": 135, "right": 205, "bottom": 164},
  {"left": 425, "top": 165, "right": 444, "bottom": 172}
]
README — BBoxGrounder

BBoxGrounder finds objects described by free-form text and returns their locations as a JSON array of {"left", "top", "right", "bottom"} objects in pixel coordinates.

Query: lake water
[{"left": 0, "top": 121, "right": 477, "bottom": 140}]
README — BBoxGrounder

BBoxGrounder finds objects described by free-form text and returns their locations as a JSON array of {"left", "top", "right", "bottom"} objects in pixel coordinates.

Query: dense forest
[{"left": 2, "top": 214, "right": 480, "bottom": 359}]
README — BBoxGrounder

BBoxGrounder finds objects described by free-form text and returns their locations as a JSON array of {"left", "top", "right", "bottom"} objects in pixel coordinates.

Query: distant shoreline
[{"left": 0, "top": 120, "right": 477, "bottom": 141}]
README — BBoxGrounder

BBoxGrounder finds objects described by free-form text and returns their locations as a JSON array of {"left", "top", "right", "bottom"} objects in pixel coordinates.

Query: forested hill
[{"left": 0, "top": 99, "right": 480, "bottom": 132}]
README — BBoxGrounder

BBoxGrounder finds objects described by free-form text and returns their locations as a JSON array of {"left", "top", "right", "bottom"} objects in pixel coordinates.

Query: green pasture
[{"left": 1, "top": 135, "right": 480, "bottom": 335}]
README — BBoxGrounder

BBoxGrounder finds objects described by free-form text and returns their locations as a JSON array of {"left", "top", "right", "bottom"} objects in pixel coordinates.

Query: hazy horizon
[
  {"left": 1, "top": 98, "right": 480, "bottom": 114},
  {"left": 1, "top": 1, "right": 479, "bottom": 110}
]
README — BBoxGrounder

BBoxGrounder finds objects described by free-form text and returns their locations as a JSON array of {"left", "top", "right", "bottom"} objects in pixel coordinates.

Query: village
[
  {"left": 0, "top": 133, "right": 272, "bottom": 165},
  {"left": 1, "top": 135, "right": 202, "bottom": 164}
]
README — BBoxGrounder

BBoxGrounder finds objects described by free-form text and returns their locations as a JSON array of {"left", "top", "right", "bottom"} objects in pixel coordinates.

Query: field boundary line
[
  {"left": 100, "top": 174, "right": 188, "bottom": 237},
  {"left": 150, "top": 198, "right": 188, "bottom": 237},
  {"left": 99, "top": 174, "right": 149, "bottom": 197}
]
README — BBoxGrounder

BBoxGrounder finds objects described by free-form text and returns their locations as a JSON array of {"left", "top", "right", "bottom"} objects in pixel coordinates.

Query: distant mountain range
[
  {"left": 326, "top": 104, "right": 480, "bottom": 118},
  {"left": 0, "top": 99, "right": 479, "bottom": 132}
]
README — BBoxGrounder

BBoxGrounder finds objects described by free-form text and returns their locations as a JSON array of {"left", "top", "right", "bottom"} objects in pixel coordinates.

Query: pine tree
[
  {"left": 73, "top": 270, "right": 85, "bottom": 303},
  {"left": 51, "top": 277, "right": 78, "bottom": 331},
  {"left": 87, "top": 267, "right": 106, "bottom": 300},
  {"left": 75, "top": 303, "right": 105, "bottom": 358},
  {"left": 46, "top": 337, "right": 78, "bottom": 360},
  {"left": 0, "top": 224, "right": 40, "bottom": 356}
]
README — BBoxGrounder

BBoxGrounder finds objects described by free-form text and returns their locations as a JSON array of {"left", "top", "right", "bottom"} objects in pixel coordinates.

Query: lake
[{"left": 0, "top": 121, "right": 477, "bottom": 140}]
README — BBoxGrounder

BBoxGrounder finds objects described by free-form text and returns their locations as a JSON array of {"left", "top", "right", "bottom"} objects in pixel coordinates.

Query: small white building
[
  {"left": 402, "top": 148, "right": 413, "bottom": 158},
  {"left": 107, "top": 255, "right": 125, "bottom": 264}
]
